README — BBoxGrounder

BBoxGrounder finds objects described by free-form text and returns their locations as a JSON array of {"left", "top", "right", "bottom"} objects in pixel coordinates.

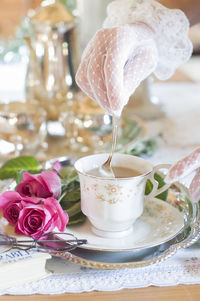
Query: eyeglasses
[{"left": 0, "top": 232, "right": 87, "bottom": 253}]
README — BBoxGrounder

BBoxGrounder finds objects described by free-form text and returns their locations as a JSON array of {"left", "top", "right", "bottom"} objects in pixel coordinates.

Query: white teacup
[{"left": 74, "top": 153, "right": 171, "bottom": 238}]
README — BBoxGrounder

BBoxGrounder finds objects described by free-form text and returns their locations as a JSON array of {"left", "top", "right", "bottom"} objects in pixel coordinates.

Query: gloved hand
[
  {"left": 76, "top": 23, "right": 158, "bottom": 116},
  {"left": 76, "top": 0, "right": 192, "bottom": 117},
  {"left": 165, "top": 148, "right": 200, "bottom": 203}
]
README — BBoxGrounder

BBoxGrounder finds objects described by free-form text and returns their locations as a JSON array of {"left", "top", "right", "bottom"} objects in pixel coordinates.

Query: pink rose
[
  {"left": 52, "top": 161, "right": 62, "bottom": 174},
  {"left": 0, "top": 191, "right": 23, "bottom": 224},
  {"left": 16, "top": 171, "right": 61, "bottom": 199},
  {"left": 15, "top": 197, "right": 68, "bottom": 239},
  {"left": 0, "top": 191, "right": 40, "bottom": 224}
]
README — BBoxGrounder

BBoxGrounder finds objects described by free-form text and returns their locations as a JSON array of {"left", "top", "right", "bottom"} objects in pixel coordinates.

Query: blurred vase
[
  {"left": 0, "top": 101, "right": 46, "bottom": 157},
  {"left": 25, "top": 0, "right": 80, "bottom": 122},
  {"left": 77, "top": 0, "right": 111, "bottom": 48}
]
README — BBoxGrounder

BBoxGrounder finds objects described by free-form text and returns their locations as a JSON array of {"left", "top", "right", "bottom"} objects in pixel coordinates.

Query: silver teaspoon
[{"left": 99, "top": 116, "right": 120, "bottom": 177}]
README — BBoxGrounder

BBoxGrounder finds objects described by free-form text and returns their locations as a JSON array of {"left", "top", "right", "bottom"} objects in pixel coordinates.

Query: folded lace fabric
[{"left": 103, "top": 0, "right": 193, "bottom": 80}]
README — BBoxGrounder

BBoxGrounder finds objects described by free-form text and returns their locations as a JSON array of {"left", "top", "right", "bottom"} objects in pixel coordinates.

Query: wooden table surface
[
  {"left": 1, "top": 285, "right": 200, "bottom": 301},
  {"left": 1, "top": 68, "right": 200, "bottom": 301}
]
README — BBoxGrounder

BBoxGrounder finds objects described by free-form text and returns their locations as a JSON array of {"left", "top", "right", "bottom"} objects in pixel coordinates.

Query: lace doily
[
  {"left": 1, "top": 248, "right": 200, "bottom": 295},
  {"left": 103, "top": 0, "right": 193, "bottom": 80}
]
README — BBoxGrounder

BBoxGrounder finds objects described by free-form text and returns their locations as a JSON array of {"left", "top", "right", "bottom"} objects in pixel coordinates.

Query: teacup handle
[{"left": 145, "top": 164, "right": 171, "bottom": 201}]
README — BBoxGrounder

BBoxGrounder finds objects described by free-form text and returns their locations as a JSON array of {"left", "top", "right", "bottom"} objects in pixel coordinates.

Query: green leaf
[
  {"left": 118, "top": 119, "right": 141, "bottom": 145},
  {"left": 145, "top": 179, "right": 153, "bottom": 195},
  {"left": 65, "top": 202, "right": 81, "bottom": 217},
  {"left": 125, "top": 136, "right": 158, "bottom": 157},
  {"left": 58, "top": 165, "right": 84, "bottom": 224},
  {"left": 16, "top": 169, "right": 27, "bottom": 185},
  {"left": 154, "top": 173, "right": 168, "bottom": 201},
  {"left": 61, "top": 180, "right": 80, "bottom": 193},
  {"left": 68, "top": 211, "right": 86, "bottom": 225},
  {"left": 60, "top": 189, "right": 80, "bottom": 204},
  {"left": 60, "top": 166, "right": 78, "bottom": 185},
  {"left": 145, "top": 173, "right": 168, "bottom": 201},
  {"left": 0, "top": 156, "right": 40, "bottom": 180}
]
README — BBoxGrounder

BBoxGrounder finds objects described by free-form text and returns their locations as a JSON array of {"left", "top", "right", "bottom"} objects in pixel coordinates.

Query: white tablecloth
[
  {"left": 149, "top": 82, "right": 200, "bottom": 165},
  {"left": 0, "top": 82, "right": 200, "bottom": 295}
]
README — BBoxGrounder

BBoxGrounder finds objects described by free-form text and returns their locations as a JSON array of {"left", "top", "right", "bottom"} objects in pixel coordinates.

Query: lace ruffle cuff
[{"left": 103, "top": 0, "right": 193, "bottom": 80}]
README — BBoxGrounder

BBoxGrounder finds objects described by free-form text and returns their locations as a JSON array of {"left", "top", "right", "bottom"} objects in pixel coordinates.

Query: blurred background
[
  {"left": 0, "top": 0, "right": 199, "bottom": 161},
  {"left": 1, "top": 0, "right": 200, "bottom": 59}
]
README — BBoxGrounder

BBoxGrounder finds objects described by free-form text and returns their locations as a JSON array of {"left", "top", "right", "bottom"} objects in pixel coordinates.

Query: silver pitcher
[{"left": 25, "top": 0, "right": 79, "bottom": 121}]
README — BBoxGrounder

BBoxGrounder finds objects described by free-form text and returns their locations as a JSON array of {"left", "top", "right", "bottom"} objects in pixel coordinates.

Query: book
[{"left": 0, "top": 249, "right": 51, "bottom": 290}]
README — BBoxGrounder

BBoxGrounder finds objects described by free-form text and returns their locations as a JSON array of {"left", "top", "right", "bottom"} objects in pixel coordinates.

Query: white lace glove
[
  {"left": 104, "top": 0, "right": 193, "bottom": 80},
  {"left": 165, "top": 148, "right": 200, "bottom": 203},
  {"left": 76, "top": 23, "right": 157, "bottom": 116},
  {"left": 76, "top": 0, "right": 192, "bottom": 116}
]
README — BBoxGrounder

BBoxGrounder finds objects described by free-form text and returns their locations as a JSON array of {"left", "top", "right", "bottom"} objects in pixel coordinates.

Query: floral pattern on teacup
[
  {"left": 96, "top": 184, "right": 124, "bottom": 204},
  {"left": 96, "top": 193, "right": 122, "bottom": 204},
  {"left": 82, "top": 180, "right": 135, "bottom": 204},
  {"left": 104, "top": 184, "right": 123, "bottom": 195},
  {"left": 83, "top": 183, "right": 98, "bottom": 192}
]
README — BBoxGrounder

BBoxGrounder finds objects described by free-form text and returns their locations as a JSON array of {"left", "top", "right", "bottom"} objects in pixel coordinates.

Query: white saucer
[{"left": 66, "top": 198, "right": 184, "bottom": 252}]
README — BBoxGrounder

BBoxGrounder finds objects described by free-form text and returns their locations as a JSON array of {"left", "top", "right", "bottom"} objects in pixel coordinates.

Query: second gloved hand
[{"left": 165, "top": 148, "right": 200, "bottom": 203}]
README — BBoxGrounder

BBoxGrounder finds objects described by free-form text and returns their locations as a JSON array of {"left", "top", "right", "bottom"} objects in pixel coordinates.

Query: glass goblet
[{"left": 0, "top": 101, "right": 46, "bottom": 157}]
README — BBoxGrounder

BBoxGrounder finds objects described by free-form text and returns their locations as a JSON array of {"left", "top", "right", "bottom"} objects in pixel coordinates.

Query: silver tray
[{"left": 53, "top": 183, "right": 200, "bottom": 269}]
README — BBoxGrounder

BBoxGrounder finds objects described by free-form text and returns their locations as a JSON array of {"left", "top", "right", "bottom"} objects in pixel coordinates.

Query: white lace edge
[{"left": 103, "top": 0, "right": 193, "bottom": 80}]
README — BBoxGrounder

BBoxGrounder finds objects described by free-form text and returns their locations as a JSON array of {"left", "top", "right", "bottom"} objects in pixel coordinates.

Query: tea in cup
[{"left": 74, "top": 153, "right": 171, "bottom": 238}]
